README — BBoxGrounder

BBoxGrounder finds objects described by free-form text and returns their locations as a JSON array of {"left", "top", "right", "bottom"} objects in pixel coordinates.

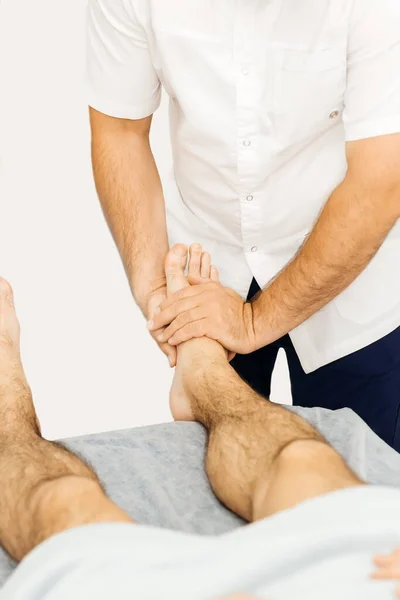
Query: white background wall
[{"left": 0, "top": 0, "right": 291, "bottom": 441}]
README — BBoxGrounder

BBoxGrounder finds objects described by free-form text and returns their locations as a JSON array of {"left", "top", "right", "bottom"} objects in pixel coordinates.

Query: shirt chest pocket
[{"left": 271, "top": 47, "right": 347, "bottom": 146}]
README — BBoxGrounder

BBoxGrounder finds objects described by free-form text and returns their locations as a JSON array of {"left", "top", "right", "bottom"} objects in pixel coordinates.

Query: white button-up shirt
[{"left": 86, "top": 0, "right": 400, "bottom": 372}]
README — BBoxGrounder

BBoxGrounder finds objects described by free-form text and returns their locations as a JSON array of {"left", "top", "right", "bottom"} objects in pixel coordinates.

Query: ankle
[
  {"left": 0, "top": 386, "right": 40, "bottom": 438},
  {"left": 2, "top": 418, "right": 41, "bottom": 444},
  {"left": 178, "top": 337, "right": 227, "bottom": 388},
  {"left": 178, "top": 342, "right": 235, "bottom": 422},
  {"left": 177, "top": 337, "right": 228, "bottom": 365}
]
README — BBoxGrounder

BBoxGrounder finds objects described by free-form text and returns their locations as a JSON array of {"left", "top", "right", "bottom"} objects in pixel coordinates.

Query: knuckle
[
  {"left": 212, "top": 301, "right": 220, "bottom": 313},
  {"left": 150, "top": 329, "right": 161, "bottom": 342},
  {"left": 160, "top": 327, "right": 170, "bottom": 340},
  {"left": 171, "top": 314, "right": 185, "bottom": 331},
  {"left": 165, "top": 308, "right": 178, "bottom": 325},
  {"left": 159, "top": 297, "right": 170, "bottom": 311},
  {"left": 178, "top": 310, "right": 190, "bottom": 325},
  {"left": 188, "top": 308, "right": 199, "bottom": 321}
]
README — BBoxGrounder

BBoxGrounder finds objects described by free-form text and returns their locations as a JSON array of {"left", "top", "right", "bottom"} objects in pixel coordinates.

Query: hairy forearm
[
  {"left": 91, "top": 121, "right": 169, "bottom": 313},
  {"left": 252, "top": 176, "right": 400, "bottom": 348}
]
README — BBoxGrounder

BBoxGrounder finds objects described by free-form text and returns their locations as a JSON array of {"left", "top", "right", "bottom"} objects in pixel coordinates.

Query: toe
[
  {"left": 188, "top": 244, "right": 202, "bottom": 279},
  {"left": 165, "top": 245, "right": 188, "bottom": 271},
  {"left": 200, "top": 252, "right": 211, "bottom": 279},
  {"left": 210, "top": 265, "right": 219, "bottom": 282},
  {"left": 165, "top": 245, "right": 189, "bottom": 294}
]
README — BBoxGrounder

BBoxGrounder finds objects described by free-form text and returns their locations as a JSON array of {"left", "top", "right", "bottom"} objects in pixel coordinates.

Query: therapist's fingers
[
  {"left": 372, "top": 548, "right": 400, "bottom": 576},
  {"left": 216, "top": 595, "right": 262, "bottom": 599},
  {"left": 372, "top": 566, "right": 400, "bottom": 579},
  {"left": 147, "top": 294, "right": 177, "bottom": 367},
  {"left": 371, "top": 548, "right": 400, "bottom": 600},
  {"left": 374, "top": 555, "right": 400, "bottom": 568},
  {"left": 374, "top": 548, "right": 400, "bottom": 564},
  {"left": 160, "top": 339, "right": 177, "bottom": 367},
  {"left": 150, "top": 326, "right": 177, "bottom": 367}
]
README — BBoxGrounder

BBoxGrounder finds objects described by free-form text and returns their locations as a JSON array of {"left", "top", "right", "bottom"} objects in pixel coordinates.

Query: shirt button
[
  {"left": 241, "top": 67, "right": 249, "bottom": 76},
  {"left": 243, "top": 140, "right": 251, "bottom": 147},
  {"left": 251, "top": 246, "right": 258, "bottom": 253},
  {"left": 246, "top": 195, "right": 253, "bottom": 202},
  {"left": 329, "top": 110, "right": 339, "bottom": 119}
]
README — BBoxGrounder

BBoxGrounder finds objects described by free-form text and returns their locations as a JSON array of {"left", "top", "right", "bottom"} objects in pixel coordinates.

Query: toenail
[
  {"left": 192, "top": 244, "right": 202, "bottom": 251},
  {"left": 173, "top": 246, "right": 187, "bottom": 257}
]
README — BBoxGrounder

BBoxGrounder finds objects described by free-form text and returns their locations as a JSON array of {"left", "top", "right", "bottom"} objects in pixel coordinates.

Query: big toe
[{"left": 165, "top": 245, "right": 189, "bottom": 295}]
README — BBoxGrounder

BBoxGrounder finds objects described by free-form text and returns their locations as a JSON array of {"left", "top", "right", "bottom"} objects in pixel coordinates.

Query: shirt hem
[
  {"left": 86, "top": 88, "right": 162, "bottom": 120},
  {"left": 291, "top": 313, "right": 400, "bottom": 374},
  {"left": 345, "top": 116, "right": 400, "bottom": 142}
]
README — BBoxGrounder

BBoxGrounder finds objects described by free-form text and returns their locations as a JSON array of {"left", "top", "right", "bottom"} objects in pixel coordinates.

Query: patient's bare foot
[
  {"left": 166, "top": 244, "right": 225, "bottom": 421},
  {"left": 0, "top": 279, "right": 39, "bottom": 434}
]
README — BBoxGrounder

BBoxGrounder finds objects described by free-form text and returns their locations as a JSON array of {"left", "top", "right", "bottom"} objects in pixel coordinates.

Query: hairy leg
[
  {"left": 168, "top": 243, "right": 221, "bottom": 421},
  {"left": 166, "top": 245, "right": 364, "bottom": 522},
  {"left": 0, "top": 280, "right": 132, "bottom": 562}
]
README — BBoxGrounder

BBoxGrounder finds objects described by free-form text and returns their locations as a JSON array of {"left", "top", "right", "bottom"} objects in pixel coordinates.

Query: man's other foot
[
  {"left": 0, "top": 279, "right": 40, "bottom": 434},
  {"left": 0, "top": 278, "right": 23, "bottom": 377},
  {"left": 166, "top": 245, "right": 225, "bottom": 421}
]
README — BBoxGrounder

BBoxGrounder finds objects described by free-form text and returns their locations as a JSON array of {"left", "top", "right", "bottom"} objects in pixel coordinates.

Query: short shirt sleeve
[
  {"left": 86, "top": 0, "right": 161, "bottom": 119},
  {"left": 343, "top": 0, "right": 400, "bottom": 142}
]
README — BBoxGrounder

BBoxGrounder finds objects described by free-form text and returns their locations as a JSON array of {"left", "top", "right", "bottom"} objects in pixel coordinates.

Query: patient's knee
[
  {"left": 274, "top": 438, "right": 361, "bottom": 486},
  {"left": 253, "top": 438, "right": 361, "bottom": 521},
  {"left": 274, "top": 438, "right": 339, "bottom": 471}
]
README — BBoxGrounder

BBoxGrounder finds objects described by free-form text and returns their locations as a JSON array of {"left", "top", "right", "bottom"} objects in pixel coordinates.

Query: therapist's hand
[
  {"left": 148, "top": 281, "right": 257, "bottom": 355},
  {"left": 146, "top": 287, "right": 177, "bottom": 368},
  {"left": 371, "top": 548, "right": 400, "bottom": 598},
  {"left": 218, "top": 594, "right": 257, "bottom": 600}
]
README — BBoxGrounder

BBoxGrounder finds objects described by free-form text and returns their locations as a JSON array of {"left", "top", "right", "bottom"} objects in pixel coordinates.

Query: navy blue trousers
[{"left": 231, "top": 279, "right": 400, "bottom": 450}]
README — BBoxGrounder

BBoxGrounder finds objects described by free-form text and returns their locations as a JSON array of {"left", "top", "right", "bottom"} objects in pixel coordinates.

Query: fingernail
[
  {"left": 157, "top": 334, "right": 164, "bottom": 342},
  {"left": 147, "top": 320, "right": 154, "bottom": 329},
  {"left": 154, "top": 307, "right": 161, "bottom": 315}
]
